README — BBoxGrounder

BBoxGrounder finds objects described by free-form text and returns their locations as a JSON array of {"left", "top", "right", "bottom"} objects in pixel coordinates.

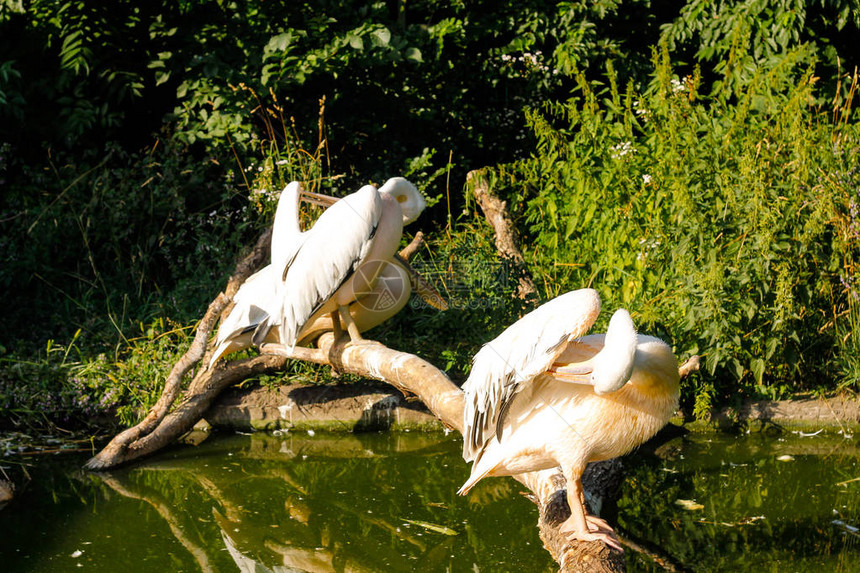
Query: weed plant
[
  {"left": 491, "top": 45, "right": 860, "bottom": 415},
  {"left": 0, "top": 319, "right": 190, "bottom": 429}
]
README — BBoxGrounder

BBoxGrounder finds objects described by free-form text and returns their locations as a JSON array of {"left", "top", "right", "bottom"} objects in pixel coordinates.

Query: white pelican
[
  {"left": 296, "top": 254, "right": 447, "bottom": 346},
  {"left": 210, "top": 178, "right": 434, "bottom": 366},
  {"left": 459, "top": 289, "right": 680, "bottom": 551},
  {"left": 278, "top": 177, "right": 426, "bottom": 347},
  {"left": 209, "top": 181, "right": 309, "bottom": 367}
]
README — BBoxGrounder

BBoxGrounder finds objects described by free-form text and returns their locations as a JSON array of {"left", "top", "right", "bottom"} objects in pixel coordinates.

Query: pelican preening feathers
[
  {"left": 459, "top": 288, "right": 680, "bottom": 551},
  {"left": 210, "top": 177, "right": 444, "bottom": 367},
  {"left": 277, "top": 177, "right": 425, "bottom": 347}
]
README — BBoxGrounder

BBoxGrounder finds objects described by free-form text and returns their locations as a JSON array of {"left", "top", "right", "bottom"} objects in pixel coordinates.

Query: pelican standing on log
[
  {"left": 277, "top": 177, "right": 427, "bottom": 347},
  {"left": 296, "top": 253, "right": 447, "bottom": 346},
  {"left": 209, "top": 181, "right": 311, "bottom": 366},
  {"left": 459, "top": 288, "right": 680, "bottom": 551},
  {"left": 210, "top": 178, "right": 434, "bottom": 366}
]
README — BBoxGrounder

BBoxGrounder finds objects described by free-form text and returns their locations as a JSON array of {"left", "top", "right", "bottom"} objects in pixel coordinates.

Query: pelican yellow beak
[{"left": 548, "top": 361, "right": 594, "bottom": 383}]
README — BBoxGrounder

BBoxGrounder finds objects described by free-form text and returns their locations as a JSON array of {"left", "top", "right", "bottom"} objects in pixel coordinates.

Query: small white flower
[
  {"left": 610, "top": 141, "right": 635, "bottom": 159},
  {"left": 642, "top": 174, "right": 653, "bottom": 184},
  {"left": 671, "top": 78, "right": 686, "bottom": 94},
  {"left": 276, "top": 159, "right": 289, "bottom": 165}
]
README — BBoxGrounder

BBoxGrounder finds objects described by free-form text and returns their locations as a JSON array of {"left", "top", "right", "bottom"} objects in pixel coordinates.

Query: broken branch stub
[{"left": 467, "top": 169, "right": 538, "bottom": 301}]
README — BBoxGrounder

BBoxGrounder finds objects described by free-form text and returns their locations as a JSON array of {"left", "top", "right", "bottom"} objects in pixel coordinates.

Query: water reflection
[
  {"left": 1, "top": 431, "right": 859, "bottom": 572},
  {"left": 620, "top": 432, "right": 860, "bottom": 572},
  {"left": 0, "top": 432, "right": 553, "bottom": 572}
]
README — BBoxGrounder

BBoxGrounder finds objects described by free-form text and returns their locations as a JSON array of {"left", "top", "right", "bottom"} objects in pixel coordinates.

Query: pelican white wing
[
  {"left": 210, "top": 182, "right": 306, "bottom": 367},
  {"left": 278, "top": 185, "right": 383, "bottom": 347},
  {"left": 462, "top": 288, "right": 601, "bottom": 462},
  {"left": 270, "top": 181, "right": 304, "bottom": 266}
]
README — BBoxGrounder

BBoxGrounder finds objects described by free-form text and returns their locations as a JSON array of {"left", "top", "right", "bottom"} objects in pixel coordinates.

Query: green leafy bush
[
  {"left": 3, "top": 1, "right": 860, "bottom": 427},
  {"left": 0, "top": 320, "right": 189, "bottom": 428},
  {"left": 491, "top": 46, "right": 860, "bottom": 411}
]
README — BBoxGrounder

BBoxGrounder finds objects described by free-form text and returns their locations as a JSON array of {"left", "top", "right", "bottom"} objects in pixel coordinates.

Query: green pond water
[{"left": 1, "top": 430, "right": 859, "bottom": 572}]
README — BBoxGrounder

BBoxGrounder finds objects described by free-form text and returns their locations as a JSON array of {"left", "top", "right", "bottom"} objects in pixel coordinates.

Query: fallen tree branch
[
  {"left": 88, "top": 327, "right": 626, "bottom": 570},
  {"left": 84, "top": 230, "right": 273, "bottom": 470},
  {"left": 85, "top": 354, "right": 286, "bottom": 469}
]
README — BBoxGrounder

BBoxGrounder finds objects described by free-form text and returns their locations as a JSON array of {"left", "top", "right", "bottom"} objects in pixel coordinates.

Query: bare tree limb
[
  {"left": 399, "top": 230, "right": 425, "bottom": 261},
  {"left": 84, "top": 230, "right": 273, "bottom": 470},
  {"left": 678, "top": 355, "right": 701, "bottom": 379},
  {"left": 468, "top": 169, "right": 537, "bottom": 301}
]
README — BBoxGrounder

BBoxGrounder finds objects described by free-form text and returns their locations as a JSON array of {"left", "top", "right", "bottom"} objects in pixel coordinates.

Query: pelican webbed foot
[
  {"left": 585, "top": 514, "right": 613, "bottom": 532},
  {"left": 559, "top": 517, "right": 624, "bottom": 553}
]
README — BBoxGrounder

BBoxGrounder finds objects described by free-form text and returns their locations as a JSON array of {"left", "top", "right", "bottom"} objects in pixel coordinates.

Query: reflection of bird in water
[{"left": 459, "top": 288, "right": 680, "bottom": 551}]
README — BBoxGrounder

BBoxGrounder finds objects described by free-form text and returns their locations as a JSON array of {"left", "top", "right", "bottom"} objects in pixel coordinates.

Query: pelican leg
[
  {"left": 558, "top": 474, "right": 624, "bottom": 552},
  {"left": 338, "top": 305, "right": 366, "bottom": 343},
  {"left": 330, "top": 311, "right": 343, "bottom": 338}
]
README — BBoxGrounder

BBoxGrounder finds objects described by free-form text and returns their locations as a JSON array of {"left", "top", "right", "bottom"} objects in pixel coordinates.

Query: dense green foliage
[
  {"left": 493, "top": 46, "right": 860, "bottom": 412},
  {"left": 1, "top": 0, "right": 859, "bottom": 428}
]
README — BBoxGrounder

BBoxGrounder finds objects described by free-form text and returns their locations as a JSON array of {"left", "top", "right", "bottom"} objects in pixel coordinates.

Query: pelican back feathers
[
  {"left": 278, "top": 185, "right": 383, "bottom": 347},
  {"left": 210, "top": 182, "right": 307, "bottom": 367},
  {"left": 209, "top": 265, "right": 281, "bottom": 367},
  {"left": 461, "top": 289, "right": 601, "bottom": 463}
]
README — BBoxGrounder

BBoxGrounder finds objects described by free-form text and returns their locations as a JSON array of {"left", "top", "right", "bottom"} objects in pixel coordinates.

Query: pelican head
[
  {"left": 379, "top": 177, "right": 426, "bottom": 224},
  {"left": 550, "top": 308, "right": 638, "bottom": 395},
  {"left": 591, "top": 309, "right": 637, "bottom": 395}
]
